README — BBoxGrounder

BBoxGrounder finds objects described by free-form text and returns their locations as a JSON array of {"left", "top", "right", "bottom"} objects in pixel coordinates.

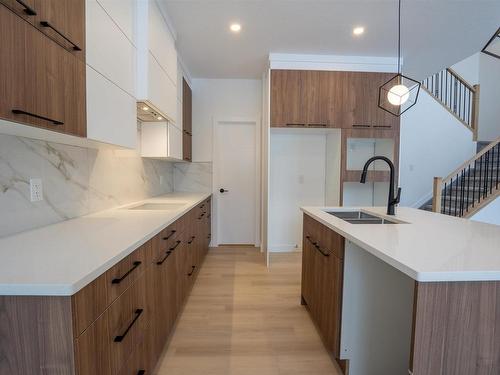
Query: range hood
[{"left": 136, "top": 101, "right": 169, "bottom": 122}]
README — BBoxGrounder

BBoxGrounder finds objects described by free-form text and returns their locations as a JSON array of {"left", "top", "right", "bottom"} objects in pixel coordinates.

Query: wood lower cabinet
[
  {"left": 0, "top": 4, "right": 86, "bottom": 137},
  {"left": 0, "top": 197, "right": 212, "bottom": 375},
  {"left": 302, "top": 214, "right": 344, "bottom": 366}
]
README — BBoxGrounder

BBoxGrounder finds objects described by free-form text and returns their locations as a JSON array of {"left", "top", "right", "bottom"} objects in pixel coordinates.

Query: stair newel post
[
  {"left": 432, "top": 177, "right": 443, "bottom": 213},
  {"left": 471, "top": 84, "right": 480, "bottom": 141}
]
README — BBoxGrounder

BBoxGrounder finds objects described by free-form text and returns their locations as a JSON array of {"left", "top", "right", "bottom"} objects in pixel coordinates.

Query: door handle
[{"left": 219, "top": 188, "right": 228, "bottom": 193}]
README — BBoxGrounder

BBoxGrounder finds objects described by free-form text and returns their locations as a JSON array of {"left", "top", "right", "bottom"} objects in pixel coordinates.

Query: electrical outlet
[{"left": 30, "top": 178, "right": 43, "bottom": 202}]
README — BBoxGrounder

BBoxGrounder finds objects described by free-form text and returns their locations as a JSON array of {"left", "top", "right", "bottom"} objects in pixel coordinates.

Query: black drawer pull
[
  {"left": 187, "top": 265, "right": 196, "bottom": 276},
  {"left": 308, "top": 123, "right": 327, "bottom": 127},
  {"left": 162, "top": 229, "right": 176, "bottom": 241},
  {"left": 286, "top": 123, "right": 305, "bottom": 127},
  {"left": 374, "top": 125, "right": 392, "bottom": 128},
  {"left": 111, "top": 261, "right": 141, "bottom": 284},
  {"left": 114, "top": 309, "right": 143, "bottom": 342},
  {"left": 137, "top": 371, "right": 145, "bottom": 375},
  {"left": 188, "top": 236, "right": 195, "bottom": 244},
  {"left": 12, "top": 109, "right": 63, "bottom": 125},
  {"left": 40, "top": 21, "right": 82, "bottom": 51},
  {"left": 15, "top": 0, "right": 37, "bottom": 15},
  {"left": 352, "top": 124, "right": 371, "bottom": 128},
  {"left": 306, "top": 236, "right": 330, "bottom": 257},
  {"left": 156, "top": 250, "right": 172, "bottom": 265},
  {"left": 198, "top": 213, "right": 205, "bottom": 220},
  {"left": 170, "top": 240, "right": 181, "bottom": 251}
]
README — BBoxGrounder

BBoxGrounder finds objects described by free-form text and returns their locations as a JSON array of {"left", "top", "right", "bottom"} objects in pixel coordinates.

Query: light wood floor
[{"left": 154, "top": 247, "right": 342, "bottom": 375}]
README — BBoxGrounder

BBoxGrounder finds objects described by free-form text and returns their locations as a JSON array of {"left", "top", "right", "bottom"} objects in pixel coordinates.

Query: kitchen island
[{"left": 301, "top": 206, "right": 500, "bottom": 375}]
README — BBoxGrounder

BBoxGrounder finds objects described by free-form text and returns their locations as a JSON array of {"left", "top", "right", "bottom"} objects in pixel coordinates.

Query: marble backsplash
[
  {"left": 0, "top": 134, "right": 174, "bottom": 238},
  {"left": 173, "top": 162, "right": 212, "bottom": 193}
]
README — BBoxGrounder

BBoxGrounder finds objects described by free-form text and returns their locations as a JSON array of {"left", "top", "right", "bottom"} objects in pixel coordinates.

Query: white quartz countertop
[
  {"left": 301, "top": 206, "right": 500, "bottom": 282},
  {"left": 0, "top": 192, "right": 211, "bottom": 296}
]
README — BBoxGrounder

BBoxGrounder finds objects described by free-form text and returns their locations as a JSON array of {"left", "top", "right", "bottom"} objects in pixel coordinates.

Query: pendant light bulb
[{"left": 387, "top": 84, "right": 410, "bottom": 106}]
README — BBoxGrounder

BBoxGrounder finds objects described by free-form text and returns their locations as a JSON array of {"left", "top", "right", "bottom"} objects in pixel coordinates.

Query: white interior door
[{"left": 214, "top": 120, "right": 257, "bottom": 245}]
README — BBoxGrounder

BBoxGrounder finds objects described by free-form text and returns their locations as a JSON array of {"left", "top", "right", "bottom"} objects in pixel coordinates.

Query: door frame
[{"left": 212, "top": 117, "right": 261, "bottom": 247}]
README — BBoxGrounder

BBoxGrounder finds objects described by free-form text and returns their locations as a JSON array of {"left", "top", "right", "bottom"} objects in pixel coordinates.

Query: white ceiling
[{"left": 161, "top": 0, "right": 500, "bottom": 80}]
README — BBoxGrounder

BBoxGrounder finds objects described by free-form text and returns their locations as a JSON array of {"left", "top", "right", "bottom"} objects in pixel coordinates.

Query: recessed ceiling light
[
  {"left": 142, "top": 106, "right": 149, "bottom": 111},
  {"left": 353, "top": 26, "right": 365, "bottom": 36},
  {"left": 157, "top": 116, "right": 163, "bottom": 120},
  {"left": 230, "top": 23, "right": 241, "bottom": 33}
]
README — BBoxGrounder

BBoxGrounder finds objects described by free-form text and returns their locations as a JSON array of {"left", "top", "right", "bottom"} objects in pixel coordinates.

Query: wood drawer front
[
  {"left": 106, "top": 242, "right": 148, "bottom": 303},
  {"left": 72, "top": 273, "right": 109, "bottom": 338},
  {"left": 151, "top": 221, "right": 184, "bottom": 263},
  {"left": 108, "top": 273, "right": 149, "bottom": 375},
  {"left": 304, "top": 214, "right": 344, "bottom": 260},
  {"left": 117, "top": 338, "right": 150, "bottom": 375}
]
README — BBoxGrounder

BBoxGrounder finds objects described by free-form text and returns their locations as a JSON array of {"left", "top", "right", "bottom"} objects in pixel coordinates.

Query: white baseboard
[{"left": 268, "top": 244, "right": 302, "bottom": 253}]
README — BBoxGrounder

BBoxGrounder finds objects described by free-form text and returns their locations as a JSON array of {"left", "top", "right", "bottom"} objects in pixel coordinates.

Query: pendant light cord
[{"left": 398, "top": 0, "right": 402, "bottom": 74}]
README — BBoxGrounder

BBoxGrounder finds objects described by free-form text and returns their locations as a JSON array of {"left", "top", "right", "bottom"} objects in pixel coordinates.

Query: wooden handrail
[
  {"left": 446, "top": 68, "right": 476, "bottom": 93},
  {"left": 442, "top": 136, "right": 500, "bottom": 184}
]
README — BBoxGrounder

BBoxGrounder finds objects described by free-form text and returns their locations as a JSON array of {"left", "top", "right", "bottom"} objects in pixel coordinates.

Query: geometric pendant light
[{"left": 378, "top": 0, "right": 420, "bottom": 116}]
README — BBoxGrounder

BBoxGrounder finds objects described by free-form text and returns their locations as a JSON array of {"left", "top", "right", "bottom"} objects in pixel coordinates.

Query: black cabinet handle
[
  {"left": 170, "top": 240, "right": 181, "bottom": 251},
  {"left": 353, "top": 124, "right": 371, "bottom": 128},
  {"left": 187, "top": 266, "right": 196, "bottom": 276},
  {"left": 40, "top": 21, "right": 82, "bottom": 51},
  {"left": 162, "top": 230, "right": 176, "bottom": 241},
  {"left": 197, "top": 213, "right": 205, "bottom": 220},
  {"left": 306, "top": 236, "right": 330, "bottom": 257},
  {"left": 137, "top": 371, "right": 145, "bottom": 375},
  {"left": 114, "top": 309, "right": 143, "bottom": 342},
  {"left": 156, "top": 250, "right": 172, "bottom": 265},
  {"left": 12, "top": 109, "right": 63, "bottom": 125},
  {"left": 188, "top": 236, "right": 195, "bottom": 244},
  {"left": 183, "top": 130, "right": 192, "bottom": 136},
  {"left": 286, "top": 123, "right": 305, "bottom": 127},
  {"left": 111, "top": 261, "right": 141, "bottom": 284},
  {"left": 308, "top": 123, "right": 327, "bottom": 127},
  {"left": 15, "top": 0, "right": 37, "bottom": 15}
]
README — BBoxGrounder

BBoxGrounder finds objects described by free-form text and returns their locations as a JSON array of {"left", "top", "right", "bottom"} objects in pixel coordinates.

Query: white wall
[
  {"left": 451, "top": 53, "right": 480, "bottom": 84},
  {"left": 478, "top": 53, "right": 500, "bottom": 142},
  {"left": 269, "top": 132, "right": 327, "bottom": 252},
  {"left": 191, "top": 79, "right": 262, "bottom": 162},
  {"left": 399, "top": 90, "right": 477, "bottom": 207},
  {"left": 471, "top": 197, "right": 500, "bottom": 225}
]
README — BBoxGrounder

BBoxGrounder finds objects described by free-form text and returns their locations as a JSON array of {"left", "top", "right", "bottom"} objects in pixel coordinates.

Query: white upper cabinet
[
  {"left": 141, "top": 122, "right": 182, "bottom": 160},
  {"left": 136, "top": 0, "right": 178, "bottom": 125},
  {"left": 85, "top": 0, "right": 137, "bottom": 148}
]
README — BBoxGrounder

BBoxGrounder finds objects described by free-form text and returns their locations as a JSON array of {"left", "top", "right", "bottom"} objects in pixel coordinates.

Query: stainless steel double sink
[{"left": 325, "top": 210, "right": 399, "bottom": 225}]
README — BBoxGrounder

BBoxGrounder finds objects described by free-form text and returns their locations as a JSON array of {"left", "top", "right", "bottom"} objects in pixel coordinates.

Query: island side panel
[
  {"left": 340, "top": 240, "right": 415, "bottom": 375},
  {"left": 0, "top": 296, "right": 76, "bottom": 374},
  {"left": 411, "top": 281, "right": 500, "bottom": 375}
]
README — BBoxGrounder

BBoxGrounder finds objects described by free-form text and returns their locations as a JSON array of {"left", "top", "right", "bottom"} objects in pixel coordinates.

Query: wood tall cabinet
[
  {"left": 0, "top": 197, "right": 212, "bottom": 375},
  {"left": 270, "top": 69, "right": 399, "bottom": 129},
  {"left": 0, "top": 1, "right": 86, "bottom": 137},
  {"left": 302, "top": 214, "right": 345, "bottom": 367},
  {"left": 182, "top": 78, "right": 193, "bottom": 162}
]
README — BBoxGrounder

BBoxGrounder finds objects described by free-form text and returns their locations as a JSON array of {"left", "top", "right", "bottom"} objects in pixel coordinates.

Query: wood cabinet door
[
  {"left": 182, "top": 78, "right": 192, "bottom": 134},
  {"left": 34, "top": 0, "right": 85, "bottom": 60},
  {"left": 0, "top": 0, "right": 37, "bottom": 24},
  {"left": 323, "top": 71, "right": 354, "bottom": 128},
  {"left": 351, "top": 72, "right": 399, "bottom": 129},
  {"left": 270, "top": 70, "right": 302, "bottom": 127},
  {"left": 0, "top": 5, "right": 86, "bottom": 137},
  {"left": 183, "top": 133, "right": 192, "bottom": 162}
]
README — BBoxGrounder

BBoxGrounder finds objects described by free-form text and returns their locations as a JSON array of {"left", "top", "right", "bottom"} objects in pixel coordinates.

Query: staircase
[
  {"left": 421, "top": 67, "right": 480, "bottom": 140},
  {"left": 421, "top": 137, "right": 500, "bottom": 217}
]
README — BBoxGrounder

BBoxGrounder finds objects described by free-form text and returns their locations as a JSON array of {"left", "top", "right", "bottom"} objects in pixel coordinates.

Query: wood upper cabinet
[
  {"left": 34, "top": 0, "right": 85, "bottom": 60},
  {"left": 0, "top": 0, "right": 37, "bottom": 24},
  {"left": 270, "top": 69, "right": 399, "bottom": 129},
  {"left": 0, "top": 4, "right": 86, "bottom": 137},
  {"left": 270, "top": 70, "right": 302, "bottom": 127},
  {"left": 350, "top": 72, "right": 400, "bottom": 129},
  {"left": 182, "top": 78, "right": 193, "bottom": 162}
]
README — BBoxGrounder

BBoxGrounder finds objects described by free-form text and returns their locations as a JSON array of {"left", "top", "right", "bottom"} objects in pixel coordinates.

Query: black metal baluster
[
  {"left": 484, "top": 152, "right": 489, "bottom": 199},
  {"left": 489, "top": 148, "right": 494, "bottom": 194},
  {"left": 472, "top": 160, "right": 477, "bottom": 208},
  {"left": 448, "top": 176, "right": 453, "bottom": 215},
  {"left": 459, "top": 170, "right": 464, "bottom": 216},
  {"left": 453, "top": 174, "right": 458, "bottom": 216},
  {"left": 443, "top": 182, "right": 447, "bottom": 214},
  {"left": 496, "top": 144, "right": 499, "bottom": 189},
  {"left": 478, "top": 155, "right": 483, "bottom": 203},
  {"left": 466, "top": 165, "right": 471, "bottom": 214}
]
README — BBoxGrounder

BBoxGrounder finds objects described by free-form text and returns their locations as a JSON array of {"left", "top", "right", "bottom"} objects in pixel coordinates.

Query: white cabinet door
[
  {"left": 96, "top": 0, "right": 136, "bottom": 44},
  {"left": 147, "top": 53, "right": 177, "bottom": 124},
  {"left": 86, "top": 66, "right": 137, "bottom": 149},
  {"left": 148, "top": 0, "right": 177, "bottom": 83},
  {"left": 86, "top": 0, "right": 136, "bottom": 97},
  {"left": 167, "top": 123, "right": 182, "bottom": 160}
]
